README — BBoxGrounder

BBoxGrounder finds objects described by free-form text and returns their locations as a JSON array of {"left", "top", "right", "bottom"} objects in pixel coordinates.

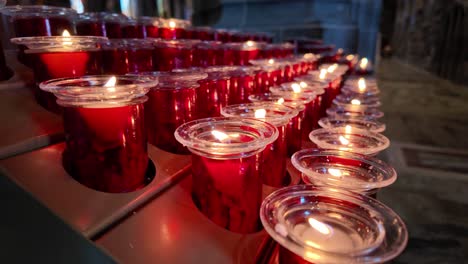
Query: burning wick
[
  {"left": 308, "top": 218, "right": 331, "bottom": 235},
  {"left": 211, "top": 130, "right": 229, "bottom": 141},
  {"left": 346, "top": 54, "right": 355, "bottom": 61},
  {"left": 339, "top": 135, "right": 350, "bottom": 145},
  {"left": 351, "top": 99, "right": 361, "bottom": 105},
  {"left": 62, "top": 30, "right": 72, "bottom": 46},
  {"left": 276, "top": 98, "right": 285, "bottom": 104},
  {"left": 360, "top": 57, "right": 368, "bottom": 69},
  {"left": 358, "top": 78, "right": 366, "bottom": 92},
  {"left": 319, "top": 69, "right": 327, "bottom": 80},
  {"left": 254, "top": 108, "right": 267, "bottom": 118},
  {"left": 345, "top": 125, "right": 352, "bottom": 134},
  {"left": 299, "top": 81, "right": 308, "bottom": 88},
  {"left": 291, "top": 83, "right": 301, "bottom": 93},
  {"left": 268, "top": 58, "right": 275, "bottom": 64},
  {"left": 104, "top": 76, "right": 117, "bottom": 92},
  {"left": 328, "top": 168, "right": 343, "bottom": 177},
  {"left": 246, "top": 40, "right": 254, "bottom": 47},
  {"left": 169, "top": 20, "right": 176, "bottom": 29},
  {"left": 327, "top": 64, "right": 338, "bottom": 73}
]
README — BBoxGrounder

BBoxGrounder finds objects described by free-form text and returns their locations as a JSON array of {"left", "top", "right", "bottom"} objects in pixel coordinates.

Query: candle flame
[
  {"left": 360, "top": 57, "right": 368, "bottom": 69},
  {"left": 268, "top": 59, "right": 275, "bottom": 64},
  {"left": 211, "top": 130, "right": 229, "bottom": 141},
  {"left": 277, "top": 98, "right": 285, "bottom": 104},
  {"left": 291, "top": 83, "right": 301, "bottom": 93},
  {"left": 351, "top": 99, "right": 361, "bottom": 105},
  {"left": 299, "top": 81, "right": 308, "bottom": 88},
  {"left": 246, "top": 40, "right": 254, "bottom": 47},
  {"left": 308, "top": 218, "right": 331, "bottom": 235},
  {"left": 104, "top": 76, "right": 117, "bottom": 92},
  {"left": 254, "top": 109, "right": 267, "bottom": 118},
  {"left": 319, "top": 69, "right": 327, "bottom": 80},
  {"left": 346, "top": 54, "right": 355, "bottom": 61},
  {"left": 327, "top": 64, "right": 338, "bottom": 73},
  {"left": 339, "top": 135, "right": 350, "bottom": 145},
  {"left": 358, "top": 78, "right": 366, "bottom": 92},
  {"left": 169, "top": 20, "right": 176, "bottom": 28},
  {"left": 62, "top": 30, "right": 72, "bottom": 46},
  {"left": 345, "top": 125, "right": 352, "bottom": 134},
  {"left": 328, "top": 168, "right": 343, "bottom": 177}
]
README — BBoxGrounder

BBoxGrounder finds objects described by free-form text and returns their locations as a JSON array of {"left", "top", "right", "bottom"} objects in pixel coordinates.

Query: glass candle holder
[
  {"left": 291, "top": 149, "right": 397, "bottom": 197},
  {"left": 75, "top": 13, "right": 106, "bottom": 37},
  {"left": 195, "top": 68, "right": 230, "bottom": 118},
  {"left": 153, "top": 39, "right": 199, "bottom": 71},
  {"left": 296, "top": 73, "right": 342, "bottom": 115},
  {"left": 102, "top": 13, "right": 127, "bottom": 39},
  {"left": 355, "top": 57, "right": 374, "bottom": 75},
  {"left": 121, "top": 19, "right": 148, "bottom": 39},
  {"left": 11, "top": 35, "right": 107, "bottom": 113},
  {"left": 249, "top": 93, "right": 308, "bottom": 156},
  {"left": 221, "top": 103, "right": 298, "bottom": 187},
  {"left": 138, "top": 16, "right": 161, "bottom": 38},
  {"left": 40, "top": 75, "right": 157, "bottom": 193},
  {"left": 223, "top": 41, "right": 263, "bottom": 66},
  {"left": 296, "top": 53, "right": 319, "bottom": 75},
  {"left": 333, "top": 94, "right": 381, "bottom": 108},
  {"left": 318, "top": 117, "right": 386, "bottom": 133},
  {"left": 193, "top": 41, "right": 223, "bottom": 67},
  {"left": 249, "top": 59, "right": 285, "bottom": 91},
  {"left": 175, "top": 117, "right": 278, "bottom": 233},
  {"left": 102, "top": 39, "right": 155, "bottom": 75},
  {"left": 326, "top": 105, "right": 384, "bottom": 120},
  {"left": 191, "top": 26, "right": 215, "bottom": 41},
  {"left": 341, "top": 83, "right": 380, "bottom": 97},
  {"left": 159, "top": 18, "right": 189, "bottom": 40},
  {"left": 139, "top": 71, "right": 207, "bottom": 154},
  {"left": 260, "top": 185, "right": 408, "bottom": 264},
  {"left": 309, "top": 127, "right": 390, "bottom": 156},
  {"left": 214, "top": 29, "right": 231, "bottom": 43}
]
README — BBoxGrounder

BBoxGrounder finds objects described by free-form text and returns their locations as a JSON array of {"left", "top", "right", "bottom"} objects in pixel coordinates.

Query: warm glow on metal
[
  {"left": 319, "top": 69, "right": 327, "bottom": 80},
  {"left": 339, "top": 135, "right": 350, "bottom": 145},
  {"left": 254, "top": 109, "right": 267, "bottom": 118},
  {"left": 308, "top": 218, "right": 331, "bottom": 235},
  {"left": 328, "top": 168, "right": 343, "bottom": 177},
  {"left": 360, "top": 57, "right": 368, "bottom": 69},
  {"left": 104, "top": 76, "right": 117, "bottom": 92},
  {"left": 358, "top": 78, "right": 366, "bottom": 92},
  {"left": 169, "top": 20, "right": 176, "bottom": 28},
  {"left": 291, "top": 83, "right": 301, "bottom": 93},
  {"left": 351, "top": 99, "right": 361, "bottom": 105},
  {"left": 211, "top": 130, "right": 229, "bottom": 141}
]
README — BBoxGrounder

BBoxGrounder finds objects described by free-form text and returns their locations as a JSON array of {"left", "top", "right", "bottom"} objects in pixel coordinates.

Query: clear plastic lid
[
  {"left": 333, "top": 94, "right": 382, "bottom": 108},
  {"left": 318, "top": 117, "right": 386, "bottom": 133},
  {"left": 248, "top": 93, "right": 307, "bottom": 111},
  {"left": 291, "top": 149, "right": 397, "bottom": 191},
  {"left": 309, "top": 127, "right": 390, "bottom": 155},
  {"left": 281, "top": 81, "right": 325, "bottom": 96},
  {"left": 11, "top": 35, "right": 108, "bottom": 53},
  {"left": 260, "top": 185, "right": 408, "bottom": 264},
  {"left": 326, "top": 105, "right": 384, "bottom": 120},
  {"left": 221, "top": 102, "right": 298, "bottom": 127},
  {"left": 40, "top": 75, "right": 157, "bottom": 107},
  {"left": 174, "top": 117, "right": 279, "bottom": 159},
  {"left": 0, "top": 5, "right": 77, "bottom": 17},
  {"left": 224, "top": 41, "right": 264, "bottom": 51},
  {"left": 136, "top": 71, "right": 207, "bottom": 89}
]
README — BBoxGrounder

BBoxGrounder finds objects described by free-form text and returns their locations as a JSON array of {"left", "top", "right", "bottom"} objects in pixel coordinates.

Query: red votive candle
[
  {"left": 354, "top": 57, "right": 374, "bottom": 75},
  {"left": 11, "top": 35, "right": 107, "bottom": 113},
  {"left": 250, "top": 58, "right": 285, "bottom": 91},
  {"left": 75, "top": 14, "right": 106, "bottom": 37},
  {"left": 292, "top": 149, "right": 397, "bottom": 198},
  {"left": 223, "top": 41, "right": 263, "bottom": 66},
  {"left": 175, "top": 117, "right": 278, "bottom": 233},
  {"left": 194, "top": 68, "right": 230, "bottom": 118},
  {"left": 138, "top": 16, "right": 161, "bottom": 38},
  {"left": 191, "top": 26, "right": 215, "bottom": 40},
  {"left": 214, "top": 29, "right": 231, "bottom": 43},
  {"left": 193, "top": 41, "right": 223, "bottom": 67},
  {"left": 249, "top": 93, "right": 311, "bottom": 156},
  {"left": 158, "top": 18, "right": 189, "bottom": 40},
  {"left": 102, "top": 13, "right": 127, "bottom": 39},
  {"left": 153, "top": 39, "right": 199, "bottom": 71},
  {"left": 221, "top": 103, "right": 297, "bottom": 187},
  {"left": 139, "top": 71, "right": 207, "bottom": 154},
  {"left": 121, "top": 19, "right": 148, "bottom": 39},
  {"left": 102, "top": 39, "right": 155, "bottom": 75},
  {"left": 260, "top": 185, "right": 408, "bottom": 264},
  {"left": 40, "top": 75, "right": 157, "bottom": 193}
]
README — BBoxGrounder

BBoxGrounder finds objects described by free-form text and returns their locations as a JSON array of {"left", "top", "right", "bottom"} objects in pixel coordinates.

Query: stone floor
[{"left": 375, "top": 59, "right": 468, "bottom": 263}]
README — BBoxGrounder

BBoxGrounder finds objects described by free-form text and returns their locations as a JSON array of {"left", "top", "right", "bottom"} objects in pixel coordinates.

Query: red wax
[
  {"left": 122, "top": 23, "right": 147, "bottom": 38},
  {"left": 76, "top": 20, "right": 106, "bottom": 37},
  {"left": 104, "top": 21, "right": 122, "bottom": 38},
  {"left": 62, "top": 104, "right": 148, "bottom": 193},
  {"left": 262, "top": 125, "right": 288, "bottom": 187},
  {"left": 146, "top": 85, "right": 198, "bottom": 154},
  {"left": 13, "top": 16, "right": 74, "bottom": 37},
  {"left": 153, "top": 42, "right": 193, "bottom": 71},
  {"left": 229, "top": 74, "right": 255, "bottom": 104},
  {"left": 194, "top": 29, "right": 215, "bottom": 41},
  {"left": 32, "top": 50, "right": 102, "bottom": 113},
  {"left": 102, "top": 42, "right": 154, "bottom": 74},
  {"left": 224, "top": 49, "right": 260, "bottom": 66},
  {"left": 145, "top": 24, "right": 159, "bottom": 38},
  {"left": 191, "top": 152, "right": 264, "bottom": 233},
  {"left": 159, "top": 27, "right": 186, "bottom": 40},
  {"left": 193, "top": 42, "right": 222, "bottom": 67},
  {"left": 197, "top": 78, "right": 229, "bottom": 118},
  {"left": 214, "top": 30, "right": 231, "bottom": 43}
]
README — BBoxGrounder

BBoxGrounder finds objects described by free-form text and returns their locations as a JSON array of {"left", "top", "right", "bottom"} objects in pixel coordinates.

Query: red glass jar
[
  {"left": 40, "top": 76, "right": 157, "bottom": 193},
  {"left": 214, "top": 29, "right": 231, "bottom": 43},
  {"left": 175, "top": 117, "right": 278, "bottom": 233},
  {"left": 193, "top": 41, "right": 223, "bottom": 67},
  {"left": 121, "top": 19, "right": 147, "bottom": 39},
  {"left": 11, "top": 35, "right": 107, "bottom": 113},
  {"left": 138, "top": 17, "right": 161, "bottom": 38},
  {"left": 102, "top": 13, "right": 127, "bottom": 39},
  {"left": 139, "top": 71, "right": 207, "bottom": 154},
  {"left": 221, "top": 103, "right": 297, "bottom": 187},
  {"left": 153, "top": 39, "right": 199, "bottom": 71},
  {"left": 75, "top": 14, "right": 106, "bottom": 37},
  {"left": 158, "top": 18, "right": 189, "bottom": 40},
  {"left": 102, "top": 39, "right": 155, "bottom": 75},
  {"left": 191, "top": 26, "right": 215, "bottom": 40},
  {"left": 227, "top": 66, "right": 258, "bottom": 104},
  {"left": 223, "top": 41, "right": 263, "bottom": 66},
  {"left": 248, "top": 93, "right": 310, "bottom": 157},
  {"left": 250, "top": 59, "right": 285, "bottom": 91}
]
